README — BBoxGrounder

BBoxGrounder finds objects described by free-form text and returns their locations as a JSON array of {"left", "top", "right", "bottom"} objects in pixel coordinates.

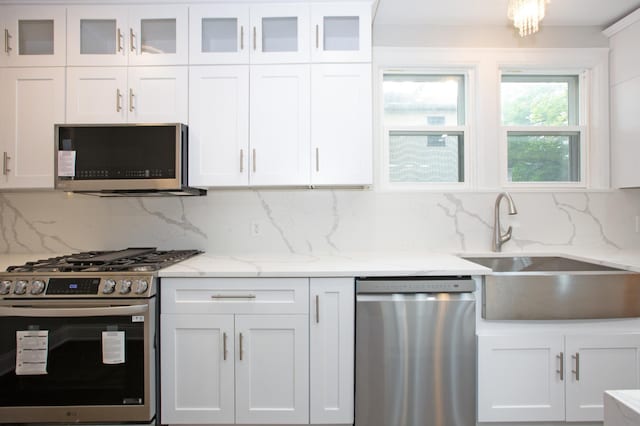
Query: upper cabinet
[
  {"left": 0, "top": 6, "right": 66, "bottom": 67},
  {"left": 67, "top": 5, "right": 188, "bottom": 66},
  {"left": 310, "top": 2, "right": 371, "bottom": 63},
  {"left": 189, "top": 4, "right": 250, "bottom": 65}
]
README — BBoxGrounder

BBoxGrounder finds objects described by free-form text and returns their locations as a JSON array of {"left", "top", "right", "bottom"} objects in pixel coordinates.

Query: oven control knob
[
  {"left": 30, "top": 280, "right": 46, "bottom": 295},
  {"left": 103, "top": 279, "right": 117, "bottom": 294},
  {"left": 0, "top": 280, "right": 12, "bottom": 295},
  {"left": 14, "top": 280, "right": 28, "bottom": 295},
  {"left": 134, "top": 279, "right": 149, "bottom": 295},
  {"left": 119, "top": 279, "right": 132, "bottom": 294}
]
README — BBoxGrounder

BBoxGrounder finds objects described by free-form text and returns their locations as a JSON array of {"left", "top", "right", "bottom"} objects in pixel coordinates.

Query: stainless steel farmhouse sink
[{"left": 461, "top": 255, "right": 640, "bottom": 320}]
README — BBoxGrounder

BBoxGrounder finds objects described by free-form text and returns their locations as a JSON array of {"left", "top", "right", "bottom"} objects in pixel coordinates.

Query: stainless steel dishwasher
[{"left": 355, "top": 276, "right": 476, "bottom": 426}]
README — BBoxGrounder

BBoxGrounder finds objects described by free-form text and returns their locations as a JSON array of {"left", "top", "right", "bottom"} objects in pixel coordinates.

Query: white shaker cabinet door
[
  {"left": 189, "top": 4, "right": 250, "bottom": 65},
  {"left": 235, "top": 314, "right": 309, "bottom": 424},
  {"left": 127, "top": 66, "right": 188, "bottom": 124},
  {"left": 249, "top": 3, "right": 310, "bottom": 64},
  {"left": 67, "top": 67, "right": 127, "bottom": 123},
  {"left": 67, "top": 6, "right": 129, "bottom": 66},
  {"left": 0, "top": 68, "right": 64, "bottom": 189},
  {"left": 249, "top": 64, "right": 310, "bottom": 186},
  {"left": 310, "top": 278, "right": 355, "bottom": 424},
  {"left": 565, "top": 334, "right": 640, "bottom": 422},
  {"left": 311, "top": 63, "right": 372, "bottom": 186},
  {"left": 478, "top": 334, "right": 565, "bottom": 422},
  {"left": 160, "top": 314, "right": 235, "bottom": 424},
  {"left": 128, "top": 5, "right": 189, "bottom": 66},
  {"left": 188, "top": 66, "right": 249, "bottom": 187}
]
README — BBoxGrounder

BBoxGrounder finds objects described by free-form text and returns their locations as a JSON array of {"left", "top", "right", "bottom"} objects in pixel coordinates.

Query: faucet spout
[{"left": 493, "top": 192, "right": 518, "bottom": 252}]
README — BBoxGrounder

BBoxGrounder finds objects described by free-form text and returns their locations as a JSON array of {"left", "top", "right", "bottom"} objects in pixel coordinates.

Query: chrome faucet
[{"left": 492, "top": 192, "right": 518, "bottom": 252}]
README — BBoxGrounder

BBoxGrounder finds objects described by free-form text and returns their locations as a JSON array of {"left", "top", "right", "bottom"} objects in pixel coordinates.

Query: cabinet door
[
  {"left": 249, "top": 4, "right": 310, "bottom": 64},
  {"left": 189, "top": 66, "right": 249, "bottom": 187},
  {"left": 565, "top": 334, "right": 640, "bottom": 422},
  {"left": 311, "top": 63, "right": 372, "bottom": 185},
  {"left": 127, "top": 66, "right": 188, "bottom": 123},
  {"left": 160, "top": 314, "right": 235, "bottom": 424},
  {"left": 250, "top": 64, "right": 310, "bottom": 186},
  {"left": 310, "top": 2, "right": 371, "bottom": 63},
  {"left": 189, "top": 4, "right": 250, "bottom": 65},
  {"left": 309, "top": 278, "right": 354, "bottom": 424},
  {"left": 478, "top": 334, "right": 565, "bottom": 422},
  {"left": 128, "top": 5, "right": 188, "bottom": 66},
  {"left": 235, "top": 315, "right": 309, "bottom": 424},
  {"left": 67, "top": 6, "right": 129, "bottom": 66},
  {"left": 4, "top": 6, "right": 66, "bottom": 66},
  {"left": 66, "top": 67, "right": 127, "bottom": 123},
  {"left": 0, "top": 68, "right": 64, "bottom": 189}
]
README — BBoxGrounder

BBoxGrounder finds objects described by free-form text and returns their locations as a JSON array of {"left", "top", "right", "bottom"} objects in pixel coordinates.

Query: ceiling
[{"left": 373, "top": 0, "right": 640, "bottom": 29}]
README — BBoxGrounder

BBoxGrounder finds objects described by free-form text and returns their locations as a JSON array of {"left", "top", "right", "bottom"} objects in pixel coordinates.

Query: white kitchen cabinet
[
  {"left": 309, "top": 278, "right": 354, "bottom": 424},
  {"left": 1, "top": 6, "right": 66, "bottom": 67},
  {"left": 310, "top": 2, "right": 371, "bottom": 63},
  {"left": 249, "top": 4, "right": 310, "bottom": 64},
  {"left": 189, "top": 4, "right": 250, "bottom": 65},
  {"left": 67, "top": 5, "right": 188, "bottom": 66},
  {"left": 478, "top": 333, "right": 640, "bottom": 423},
  {"left": 66, "top": 66, "right": 187, "bottom": 124},
  {"left": 311, "top": 63, "right": 372, "bottom": 186},
  {"left": 250, "top": 64, "right": 311, "bottom": 186},
  {"left": 0, "top": 67, "right": 64, "bottom": 189}
]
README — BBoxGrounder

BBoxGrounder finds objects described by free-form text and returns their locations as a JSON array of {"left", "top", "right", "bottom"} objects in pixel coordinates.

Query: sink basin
[{"left": 460, "top": 255, "right": 640, "bottom": 320}]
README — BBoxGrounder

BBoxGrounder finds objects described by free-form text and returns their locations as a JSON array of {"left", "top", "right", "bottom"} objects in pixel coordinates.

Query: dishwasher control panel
[{"left": 356, "top": 276, "right": 475, "bottom": 294}]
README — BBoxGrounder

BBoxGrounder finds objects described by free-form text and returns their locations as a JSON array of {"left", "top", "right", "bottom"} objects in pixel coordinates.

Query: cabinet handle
[
  {"left": 572, "top": 352, "right": 580, "bottom": 381},
  {"left": 116, "top": 89, "right": 123, "bottom": 112},
  {"left": 315, "top": 147, "right": 320, "bottom": 172},
  {"left": 315, "top": 295, "right": 320, "bottom": 323},
  {"left": 117, "top": 28, "right": 123, "bottom": 52},
  {"left": 557, "top": 352, "right": 564, "bottom": 381},
  {"left": 3, "top": 152, "right": 11, "bottom": 176},
  {"left": 240, "top": 26, "right": 244, "bottom": 50},
  {"left": 129, "top": 28, "right": 136, "bottom": 52},
  {"left": 315, "top": 24, "right": 319, "bottom": 49},
  {"left": 252, "top": 149, "right": 256, "bottom": 173},
  {"left": 239, "top": 332, "right": 244, "bottom": 361},
  {"left": 253, "top": 26, "right": 256, "bottom": 51},
  {"left": 240, "top": 149, "right": 244, "bottom": 173},
  {"left": 223, "top": 332, "right": 228, "bottom": 361},
  {"left": 129, "top": 89, "right": 135, "bottom": 112},
  {"left": 210, "top": 294, "right": 256, "bottom": 299},
  {"left": 4, "top": 29, "right": 11, "bottom": 53}
]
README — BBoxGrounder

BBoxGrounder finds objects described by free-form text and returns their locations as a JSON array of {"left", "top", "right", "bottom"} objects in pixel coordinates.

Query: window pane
[
  {"left": 501, "top": 75, "right": 579, "bottom": 126},
  {"left": 383, "top": 74, "right": 465, "bottom": 126},
  {"left": 507, "top": 132, "right": 580, "bottom": 182},
  {"left": 389, "top": 131, "right": 464, "bottom": 183}
]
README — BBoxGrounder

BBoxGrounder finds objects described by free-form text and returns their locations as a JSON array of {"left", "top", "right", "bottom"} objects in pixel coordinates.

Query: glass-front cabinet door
[
  {"left": 249, "top": 4, "right": 310, "bottom": 64},
  {"left": 128, "top": 5, "right": 188, "bottom": 66},
  {"left": 67, "top": 6, "right": 129, "bottom": 66},
  {"left": 189, "top": 4, "right": 250, "bottom": 65},
  {"left": 1, "top": 6, "right": 66, "bottom": 67},
  {"left": 310, "top": 2, "right": 371, "bottom": 63}
]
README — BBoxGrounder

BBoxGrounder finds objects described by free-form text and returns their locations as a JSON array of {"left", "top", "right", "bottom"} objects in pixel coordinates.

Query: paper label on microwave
[
  {"left": 57, "top": 151, "right": 76, "bottom": 177},
  {"left": 102, "top": 331, "right": 125, "bottom": 364},
  {"left": 16, "top": 330, "right": 49, "bottom": 375}
]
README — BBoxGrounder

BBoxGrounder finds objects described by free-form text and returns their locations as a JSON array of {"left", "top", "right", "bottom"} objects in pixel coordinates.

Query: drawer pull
[
  {"left": 557, "top": 352, "right": 564, "bottom": 381},
  {"left": 315, "top": 295, "right": 320, "bottom": 323},
  {"left": 223, "top": 332, "right": 228, "bottom": 361},
  {"left": 211, "top": 294, "right": 256, "bottom": 299},
  {"left": 239, "top": 332, "right": 244, "bottom": 361},
  {"left": 572, "top": 352, "right": 580, "bottom": 381}
]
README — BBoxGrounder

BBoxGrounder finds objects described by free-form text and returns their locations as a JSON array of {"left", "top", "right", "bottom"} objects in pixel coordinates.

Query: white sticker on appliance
[
  {"left": 57, "top": 151, "right": 76, "bottom": 177},
  {"left": 131, "top": 315, "right": 144, "bottom": 323},
  {"left": 16, "top": 330, "right": 49, "bottom": 375},
  {"left": 102, "top": 331, "right": 125, "bottom": 364}
]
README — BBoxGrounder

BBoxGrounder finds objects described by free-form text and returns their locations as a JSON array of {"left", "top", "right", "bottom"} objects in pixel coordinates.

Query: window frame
[
  {"left": 380, "top": 69, "right": 473, "bottom": 191},
  {"left": 499, "top": 70, "right": 588, "bottom": 189}
]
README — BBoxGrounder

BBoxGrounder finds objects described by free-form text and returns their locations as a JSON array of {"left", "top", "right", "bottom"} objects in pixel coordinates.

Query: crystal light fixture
[{"left": 508, "top": 0, "right": 550, "bottom": 37}]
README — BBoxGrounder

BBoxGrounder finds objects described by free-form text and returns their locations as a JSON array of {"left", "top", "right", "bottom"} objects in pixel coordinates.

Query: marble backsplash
[{"left": 1, "top": 189, "right": 640, "bottom": 255}]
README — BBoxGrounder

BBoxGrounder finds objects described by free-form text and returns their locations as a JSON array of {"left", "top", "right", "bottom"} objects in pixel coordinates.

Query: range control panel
[{"left": 0, "top": 274, "right": 156, "bottom": 298}]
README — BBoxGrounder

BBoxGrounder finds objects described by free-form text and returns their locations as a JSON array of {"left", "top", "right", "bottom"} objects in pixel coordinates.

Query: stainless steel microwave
[{"left": 54, "top": 123, "right": 205, "bottom": 196}]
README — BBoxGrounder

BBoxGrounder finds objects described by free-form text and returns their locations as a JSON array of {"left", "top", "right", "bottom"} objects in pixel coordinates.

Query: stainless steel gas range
[{"left": 0, "top": 247, "right": 201, "bottom": 424}]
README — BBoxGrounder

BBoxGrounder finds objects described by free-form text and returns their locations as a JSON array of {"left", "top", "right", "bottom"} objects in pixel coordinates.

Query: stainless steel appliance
[
  {"left": 0, "top": 247, "right": 201, "bottom": 424},
  {"left": 54, "top": 123, "right": 205, "bottom": 196},
  {"left": 355, "top": 276, "right": 476, "bottom": 426}
]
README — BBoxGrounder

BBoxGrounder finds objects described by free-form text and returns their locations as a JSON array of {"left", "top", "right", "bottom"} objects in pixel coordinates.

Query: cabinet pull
[
  {"left": 315, "top": 147, "right": 320, "bottom": 172},
  {"left": 315, "top": 295, "right": 320, "bottom": 323},
  {"left": 252, "top": 149, "right": 256, "bottom": 173},
  {"left": 2, "top": 152, "right": 10, "bottom": 176},
  {"left": 557, "top": 352, "right": 564, "bottom": 381},
  {"left": 240, "top": 26, "right": 244, "bottom": 50},
  {"left": 239, "top": 332, "right": 244, "bottom": 361},
  {"left": 572, "top": 352, "right": 580, "bottom": 381},
  {"left": 253, "top": 27, "right": 256, "bottom": 51},
  {"left": 210, "top": 294, "right": 256, "bottom": 299},
  {"left": 240, "top": 149, "right": 244, "bottom": 173},
  {"left": 129, "top": 28, "right": 136, "bottom": 52},
  {"left": 315, "top": 24, "right": 319, "bottom": 49},
  {"left": 129, "top": 89, "right": 135, "bottom": 112},
  {"left": 117, "top": 28, "right": 123, "bottom": 52},
  {"left": 116, "top": 89, "right": 123, "bottom": 112},
  {"left": 4, "top": 29, "right": 11, "bottom": 53},
  {"left": 223, "top": 332, "right": 228, "bottom": 361}
]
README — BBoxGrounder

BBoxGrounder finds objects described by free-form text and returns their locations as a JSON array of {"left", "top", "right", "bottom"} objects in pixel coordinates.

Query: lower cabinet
[
  {"left": 478, "top": 333, "right": 640, "bottom": 423},
  {"left": 160, "top": 277, "right": 354, "bottom": 425}
]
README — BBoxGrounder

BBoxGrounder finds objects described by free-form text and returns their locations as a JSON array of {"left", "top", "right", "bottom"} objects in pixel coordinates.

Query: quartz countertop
[{"left": 604, "top": 390, "right": 640, "bottom": 426}]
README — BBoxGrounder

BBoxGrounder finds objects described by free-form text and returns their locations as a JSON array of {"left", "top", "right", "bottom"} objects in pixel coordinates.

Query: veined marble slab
[{"left": 605, "top": 390, "right": 640, "bottom": 426}]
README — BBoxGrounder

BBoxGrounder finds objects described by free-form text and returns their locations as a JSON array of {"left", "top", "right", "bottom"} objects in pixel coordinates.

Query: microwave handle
[{"left": 0, "top": 304, "right": 148, "bottom": 318}]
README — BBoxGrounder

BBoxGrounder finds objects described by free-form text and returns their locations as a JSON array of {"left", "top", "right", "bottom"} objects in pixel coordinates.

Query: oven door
[{"left": 0, "top": 299, "right": 156, "bottom": 424}]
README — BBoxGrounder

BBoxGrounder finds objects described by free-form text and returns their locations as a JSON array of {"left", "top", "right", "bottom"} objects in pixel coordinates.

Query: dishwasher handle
[{"left": 356, "top": 277, "right": 475, "bottom": 294}]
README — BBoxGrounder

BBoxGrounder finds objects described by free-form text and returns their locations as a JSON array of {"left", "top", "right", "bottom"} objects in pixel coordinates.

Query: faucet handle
[{"left": 501, "top": 225, "right": 513, "bottom": 244}]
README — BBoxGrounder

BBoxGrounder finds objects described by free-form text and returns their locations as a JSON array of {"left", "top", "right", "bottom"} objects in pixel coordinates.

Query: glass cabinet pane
[
  {"left": 141, "top": 19, "right": 176, "bottom": 54},
  {"left": 80, "top": 20, "right": 116, "bottom": 54},
  {"left": 18, "top": 20, "right": 54, "bottom": 55},
  {"left": 324, "top": 16, "right": 359, "bottom": 51},
  {"left": 202, "top": 18, "right": 237, "bottom": 53},
  {"left": 262, "top": 17, "right": 297, "bottom": 52}
]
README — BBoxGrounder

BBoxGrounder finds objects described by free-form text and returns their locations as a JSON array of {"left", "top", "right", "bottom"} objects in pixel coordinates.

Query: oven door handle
[{"left": 0, "top": 304, "right": 148, "bottom": 317}]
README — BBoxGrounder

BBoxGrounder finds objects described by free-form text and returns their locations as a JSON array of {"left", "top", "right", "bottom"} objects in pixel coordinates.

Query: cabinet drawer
[{"left": 161, "top": 278, "right": 309, "bottom": 314}]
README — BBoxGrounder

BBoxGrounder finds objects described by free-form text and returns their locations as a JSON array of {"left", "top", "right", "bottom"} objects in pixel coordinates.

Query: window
[
  {"left": 382, "top": 73, "right": 467, "bottom": 186},
  {"left": 501, "top": 74, "right": 584, "bottom": 185}
]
